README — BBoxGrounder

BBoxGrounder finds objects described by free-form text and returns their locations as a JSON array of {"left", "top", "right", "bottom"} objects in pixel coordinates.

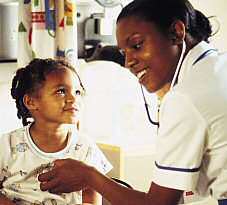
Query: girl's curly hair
[{"left": 11, "top": 58, "right": 85, "bottom": 126}]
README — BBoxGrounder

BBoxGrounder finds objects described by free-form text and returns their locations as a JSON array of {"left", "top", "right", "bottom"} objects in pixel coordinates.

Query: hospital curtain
[{"left": 17, "top": 0, "right": 78, "bottom": 68}]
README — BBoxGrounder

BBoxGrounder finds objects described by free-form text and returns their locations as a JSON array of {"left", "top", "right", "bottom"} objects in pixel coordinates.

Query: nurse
[{"left": 38, "top": 0, "right": 227, "bottom": 204}]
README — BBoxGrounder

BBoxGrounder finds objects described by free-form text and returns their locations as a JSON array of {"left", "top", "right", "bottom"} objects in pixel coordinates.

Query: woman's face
[{"left": 116, "top": 16, "right": 180, "bottom": 94}]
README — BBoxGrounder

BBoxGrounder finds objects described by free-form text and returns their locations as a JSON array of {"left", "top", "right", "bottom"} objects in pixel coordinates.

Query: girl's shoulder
[
  {"left": 1, "top": 126, "right": 26, "bottom": 140},
  {"left": 0, "top": 126, "right": 30, "bottom": 153},
  {"left": 0, "top": 126, "right": 28, "bottom": 156}
]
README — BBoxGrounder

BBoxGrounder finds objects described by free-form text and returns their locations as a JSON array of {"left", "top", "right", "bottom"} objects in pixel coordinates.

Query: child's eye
[
  {"left": 57, "top": 89, "right": 65, "bottom": 94},
  {"left": 75, "top": 90, "right": 81, "bottom": 96}
]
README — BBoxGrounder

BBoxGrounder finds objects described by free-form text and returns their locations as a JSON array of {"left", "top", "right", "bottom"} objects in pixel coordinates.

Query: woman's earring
[
  {"left": 172, "top": 34, "right": 177, "bottom": 41},
  {"left": 171, "top": 33, "right": 179, "bottom": 40},
  {"left": 171, "top": 33, "right": 183, "bottom": 44}
]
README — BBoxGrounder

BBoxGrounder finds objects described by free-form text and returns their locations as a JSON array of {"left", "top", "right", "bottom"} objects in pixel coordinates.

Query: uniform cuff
[{"left": 152, "top": 164, "right": 199, "bottom": 190}]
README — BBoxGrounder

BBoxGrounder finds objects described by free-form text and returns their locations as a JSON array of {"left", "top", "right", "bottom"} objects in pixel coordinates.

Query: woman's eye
[
  {"left": 132, "top": 41, "right": 143, "bottom": 51},
  {"left": 57, "top": 89, "right": 65, "bottom": 94},
  {"left": 75, "top": 90, "right": 81, "bottom": 95}
]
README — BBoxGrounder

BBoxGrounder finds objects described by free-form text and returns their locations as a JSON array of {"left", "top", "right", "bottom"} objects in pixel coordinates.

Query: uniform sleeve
[{"left": 153, "top": 92, "right": 208, "bottom": 191}]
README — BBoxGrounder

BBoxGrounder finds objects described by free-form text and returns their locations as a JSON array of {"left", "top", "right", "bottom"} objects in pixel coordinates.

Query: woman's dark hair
[
  {"left": 11, "top": 58, "right": 86, "bottom": 126},
  {"left": 117, "top": 0, "right": 212, "bottom": 42}
]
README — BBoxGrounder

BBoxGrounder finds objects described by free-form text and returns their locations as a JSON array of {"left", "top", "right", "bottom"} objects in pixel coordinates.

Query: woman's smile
[{"left": 136, "top": 68, "right": 149, "bottom": 80}]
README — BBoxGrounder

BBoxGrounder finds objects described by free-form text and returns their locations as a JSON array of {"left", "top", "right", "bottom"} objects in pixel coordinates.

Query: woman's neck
[{"left": 156, "top": 82, "right": 171, "bottom": 99}]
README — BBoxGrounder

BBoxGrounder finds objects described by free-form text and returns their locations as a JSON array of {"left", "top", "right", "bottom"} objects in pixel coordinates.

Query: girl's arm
[
  {"left": 0, "top": 194, "right": 15, "bottom": 205},
  {"left": 82, "top": 188, "right": 102, "bottom": 205},
  {"left": 0, "top": 181, "right": 15, "bottom": 205}
]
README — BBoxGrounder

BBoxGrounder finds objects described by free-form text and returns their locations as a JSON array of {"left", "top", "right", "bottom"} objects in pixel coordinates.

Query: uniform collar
[{"left": 178, "top": 41, "right": 217, "bottom": 84}]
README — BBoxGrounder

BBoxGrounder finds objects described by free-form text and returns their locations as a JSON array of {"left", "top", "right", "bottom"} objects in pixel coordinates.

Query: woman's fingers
[
  {"left": 40, "top": 178, "right": 57, "bottom": 191},
  {"left": 38, "top": 167, "right": 57, "bottom": 182},
  {"left": 38, "top": 159, "right": 66, "bottom": 182},
  {"left": 38, "top": 159, "right": 90, "bottom": 193}
]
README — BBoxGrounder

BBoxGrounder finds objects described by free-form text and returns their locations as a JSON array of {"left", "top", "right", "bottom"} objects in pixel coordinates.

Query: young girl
[{"left": 0, "top": 58, "right": 112, "bottom": 205}]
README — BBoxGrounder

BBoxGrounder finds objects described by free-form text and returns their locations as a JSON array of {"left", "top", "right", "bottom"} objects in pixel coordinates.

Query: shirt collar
[
  {"left": 178, "top": 41, "right": 217, "bottom": 84},
  {"left": 25, "top": 123, "right": 78, "bottom": 159}
]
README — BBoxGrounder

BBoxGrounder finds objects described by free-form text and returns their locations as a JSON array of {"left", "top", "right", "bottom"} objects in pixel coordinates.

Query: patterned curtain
[{"left": 18, "top": 0, "right": 78, "bottom": 67}]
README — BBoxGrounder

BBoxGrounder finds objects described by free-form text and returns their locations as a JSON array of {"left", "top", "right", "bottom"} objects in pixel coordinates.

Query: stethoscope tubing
[{"left": 140, "top": 85, "right": 160, "bottom": 127}]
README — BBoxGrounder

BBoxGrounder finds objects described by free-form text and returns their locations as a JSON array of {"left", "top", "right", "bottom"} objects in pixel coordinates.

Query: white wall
[
  {"left": 0, "top": 63, "right": 21, "bottom": 136},
  {"left": 190, "top": 0, "right": 227, "bottom": 52},
  {"left": 79, "top": 60, "right": 157, "bottom": 141}
]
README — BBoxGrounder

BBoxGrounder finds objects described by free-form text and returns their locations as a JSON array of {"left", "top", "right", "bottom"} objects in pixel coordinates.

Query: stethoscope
[{"left": 141, "top": 40, "right": 218, "bottom": 127}]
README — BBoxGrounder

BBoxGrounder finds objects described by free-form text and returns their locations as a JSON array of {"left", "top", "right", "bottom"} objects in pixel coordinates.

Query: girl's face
[
  {"left": 116, "top": 16, "right": 180, "bottom": 94},
  {"left": 32, "top": 68, "right": 83, "bottom": 125}
]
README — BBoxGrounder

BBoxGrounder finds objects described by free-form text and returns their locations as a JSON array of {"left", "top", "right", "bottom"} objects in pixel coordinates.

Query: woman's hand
[
  {"left": 0, "top": 194, "right": 15, "bottom": 205},
  {"left": 38, "top": 158, "right": 93, "bottom": 193}
]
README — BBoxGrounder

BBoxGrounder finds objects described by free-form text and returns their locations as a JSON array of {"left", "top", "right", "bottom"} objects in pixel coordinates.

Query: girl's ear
[{"left": 23, "top": 94, "right": 37, "bottom": 111}]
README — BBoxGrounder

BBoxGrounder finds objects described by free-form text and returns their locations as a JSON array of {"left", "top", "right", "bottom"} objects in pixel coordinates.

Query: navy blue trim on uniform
[
  {"left": 155, "top": 161, "right": 200, "bottom": 172},
  {"left": 218, "top": 199, "right": 227, "bottom": 205},
  {"left": 193, "top": 49, "right": 218, "bottom": 65}
]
